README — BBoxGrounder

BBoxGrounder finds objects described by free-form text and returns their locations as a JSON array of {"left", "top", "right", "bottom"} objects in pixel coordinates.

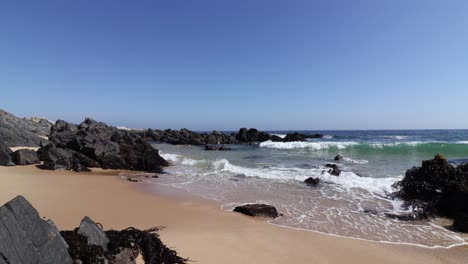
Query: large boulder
[
  {"left": 0, "top": 141, "right": 14, "bottom": 166},
  {"left": 233, "top": 204, "right": 279, "bottom": 218},
  {"left": 11, "top": 149, "right": 40, "bottom": 165},
  {"left": 394, "top": 154, "right": 468, "bottom": 231},
  {"left": 0, "top": 195, "right": 72, "bottom": 263}
]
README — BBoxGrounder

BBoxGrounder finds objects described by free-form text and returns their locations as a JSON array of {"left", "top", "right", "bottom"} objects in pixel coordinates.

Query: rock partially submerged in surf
[
  {"left": 325, "top": 164, "right": 341, "bottom": 176},
  {"left": 304, "top": 177, "right": 320, "bottom": 186},
  {"left": 37, "top": 118, "right": 169, "bottom": 173},
  {"left": 142, "top": 128, "right": 239, "bottom": 146},
  {"left": 394, "top": 154, "right": 468, "bottom": 231},
  {"left": 333, "top": 154, "right": 343, "bottom": 161},
  {"left": 204, "top": 145, "right": 231, "bottom": 151},
  {"left": 233, "top": 204, "right": 279, "bottom": 218}
]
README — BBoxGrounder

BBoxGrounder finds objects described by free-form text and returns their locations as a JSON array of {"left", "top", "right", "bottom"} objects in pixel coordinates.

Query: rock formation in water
[{"left": 394, "top": 154, "right": 468, "bottom": 232}]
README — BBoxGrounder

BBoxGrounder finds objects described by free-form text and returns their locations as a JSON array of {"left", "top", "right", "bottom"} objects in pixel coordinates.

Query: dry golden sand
[{"left": 0, "top": 165, "right": 466, "bottom": 264}]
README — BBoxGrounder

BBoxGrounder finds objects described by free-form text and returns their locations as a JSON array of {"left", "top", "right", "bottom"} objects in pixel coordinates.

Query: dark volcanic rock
[
  {"left": 453, "top": 213, "right": 468, "bottom": 233},
  {"left": 77, "top": 217, "right": 110, "bottom": 251},
  {"left": 205, "top": 145, "right": 231, "bottom": 151},
  {"left": 235, "top": 128, "right": 271, "bottom": 143},
  {"left": 37, "top": 118, "right": 169, "bottom": 172},
  {"left": 394, "top": 154, "right": 468, "bottom": 231},
  {"left": 334, "top": 154, "right": 343, "bottom": 161},
  {"left": 0, "top": 195, "right": 72, "bottom": 263},
  {"left": 325, "top": 164, "right": 341, "bottom": 176},
  {"left": 305, "top": 134, "right": 324, "bottom": 139},
  {"left": 233, "top": 204, "right": 279, "bottom": 218},
  {"left": 0, "top": 109, "right": 52, "bottom": 147},
  {"left": 11, "top": 149, "right": 40, "bottom": 165},
  {"left": 283, "top": 132, "right": 306, "bottom": 142},
  {"left": 0, "top": 141, "right": 14, "bottom": 166},
  {"left": 304, "top": 177, "right": 320, "bottom": 186}
]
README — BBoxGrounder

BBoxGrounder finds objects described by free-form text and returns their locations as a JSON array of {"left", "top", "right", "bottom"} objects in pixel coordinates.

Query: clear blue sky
[{"left": 1, "top": 0, "right": 467, "bottom": 130}]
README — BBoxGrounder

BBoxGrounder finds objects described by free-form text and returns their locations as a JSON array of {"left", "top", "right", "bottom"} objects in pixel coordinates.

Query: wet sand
[{"left": 0, "top": 165, "right": 466, "bottom": 264}]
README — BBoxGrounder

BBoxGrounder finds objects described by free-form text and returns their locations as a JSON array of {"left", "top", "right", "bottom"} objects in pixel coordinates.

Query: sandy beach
[{"left": 0, "top": 165, "right": 465, "bottom": 264}]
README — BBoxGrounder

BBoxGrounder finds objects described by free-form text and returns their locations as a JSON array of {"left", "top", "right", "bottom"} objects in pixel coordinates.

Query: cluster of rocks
[
  {"left": 204, "top": 145, "right": 231, "bottom": 151},
  {"left": 34, "top": 118, "right": 169, "bottom": 172},
  {"left": 139, "top": 128, "right": 324, "bottom": 146},
  {"left": 393, "top": 154, "right": 468, "bottom": 232},
  {"left": 0, "top": 196, "right": 187, "bottom": 264},
  {"left": 0, "top": 109, "right": 52, "bottom": 147}
]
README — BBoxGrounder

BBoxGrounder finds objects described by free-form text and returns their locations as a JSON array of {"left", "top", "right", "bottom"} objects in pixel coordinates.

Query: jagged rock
[
  {"left": 77, "top": 217, "right": 110, "bottom": 251},
  {"left": 0, "top": 141, "right": 14, "bottom": 166},
  {"left": 0, "top": 195, "right": 72, "bottom": 263},
  {"left": 37, "top": 119, "right": 169, "bottom": 172},
  {"left": 270, "top": 135, "right": 284, "bottom": 142},
  {"left": 334, "top": 154, "right": 343, "bottom": 161},
  {"left": 453, "top": 213, "right": 468, "bottom": 233},
  {"left": 233, "top": 204, "right": 279, "bottom": 218},
  {"left": 325, "top": 164, "right": 341, "bottom": 176},
  {"left": 304, "top": 177, "right": 320, "bottom": 186},
  {"left": 11, "top": 149, "right": 40, "bottom": 165},
  {"left": 0, "top": 109, "right": 52, "bottom": 147}
]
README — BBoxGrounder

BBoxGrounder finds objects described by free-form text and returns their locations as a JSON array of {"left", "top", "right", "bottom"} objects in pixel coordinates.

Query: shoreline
[{"left": 0, "top": 165, "right": 467, "bottom": 263}]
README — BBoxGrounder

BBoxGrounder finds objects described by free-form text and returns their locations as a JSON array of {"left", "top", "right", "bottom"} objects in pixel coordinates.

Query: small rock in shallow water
[
  {"left": 334, "top": 154, "right": 343, "bottom": 161},
  {"left": 304, "top": 177, "right": 320, "bottom": 186},
  {"left": 233, "top": 204, "right": 279, "bottom": 218},
  {"left": 325, "top": 164, "right": 341, "bottom": 176},
  {"left": 453, "top": 213, "right": 468, "bottom": 233}
]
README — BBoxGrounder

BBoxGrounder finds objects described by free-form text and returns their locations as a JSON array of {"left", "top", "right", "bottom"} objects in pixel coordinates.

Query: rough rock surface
[
  {"left": 304, "top": 177, "right": 320, "bottom": 186},
  {"left": 325, "top": 164, "right": 341, "bottom": 176},
  {"left": 11, "top": 149, "right": 40, "bottom": 165},
  {"left": 334, "top": 154, "right": 343, "bottom": 161},
  {"left": 37, "top": 118, "right": 169, "bottom": 172},
  {"left": 394, "top": 154, "right": 468, "bottom": 232},
  {"left": 0, "top": 109, "right": 52, "bottom": 147},
  {"left": 233, "top": 204, "right": 279, "bottom": 218},
  {"left": 0, "top": 195, "right": 72, "bottom": 264},
  {"left": 77, "top": 217, "right": 110, "bottom": 251},
  {"left": 139, "top": 127, "right": 324, "bottom": 145},
  {"left": 204, "top": 145, "right": 231, "bottom": 151},
  {"left": 0, "top": 141, "right": 14, "bottom": 166}
]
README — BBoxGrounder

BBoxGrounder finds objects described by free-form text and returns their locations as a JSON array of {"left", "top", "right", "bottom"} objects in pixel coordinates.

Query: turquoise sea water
[{"left": 144, "top": 130, "right": 468, "bottom": 247}]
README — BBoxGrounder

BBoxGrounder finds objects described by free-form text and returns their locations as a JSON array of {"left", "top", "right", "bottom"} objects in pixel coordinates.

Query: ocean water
[{"left": 143, "top": 130, "right": 468, "bottom": 248}]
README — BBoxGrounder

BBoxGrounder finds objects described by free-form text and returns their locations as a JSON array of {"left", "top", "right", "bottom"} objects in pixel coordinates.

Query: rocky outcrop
[
  {"left": 0, "top": 141, "right": 14, "bottom": 166},
  {"left": 37, "top": 118, "right": 169, "bottom": 172},
  {"left": 0, "top": 109, "right": 52, "bottom": 147},
  {"left": 304, "top": 177, "right": 320, "bottom": 186},
  {"left": 140, "top": 127, "right": 325, "bottom": 145},
  {"left": 204, "top": 145, "right": 231, "bottom": 151},
  {"left": 233, "top": 204, "right": 279, "bottom": 218},
  {"left": 394, "top": 154, "right": 468, "bottom": 232},
  {"left": 0, "top": 195, "right": 72, "bottom": 263},
  {"left": 325, "top": 164, "right": 341, "bottom": 176},
  {"left": 11, "top": 149, "right": 40, "bottom": 165}
]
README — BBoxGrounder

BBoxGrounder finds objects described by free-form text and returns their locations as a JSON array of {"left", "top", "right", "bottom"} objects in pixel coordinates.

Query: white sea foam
[
  {"left": 272, "top": 134, "right": 286, "bottom": 138},
  {"left": 323, "top": 135, "right": 334, "bottom": 139},
  {"left": 160, "top": 153, "right": 181, "bottom": 161},
  {"left": 342, "top": 157, "right": 369, "bottom": 164},
  {"left": 259, "top": 140, "right": 358, "bottom": 150}
]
